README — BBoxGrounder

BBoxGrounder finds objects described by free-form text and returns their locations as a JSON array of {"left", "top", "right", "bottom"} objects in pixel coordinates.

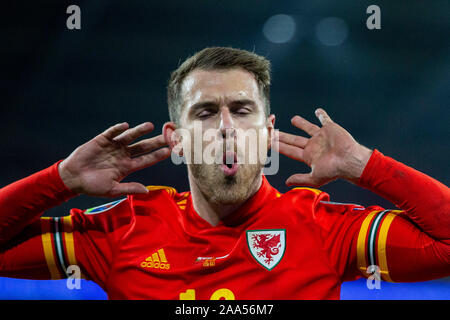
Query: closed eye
[
  {"left": 197, "top": 109, "right": 216, "bottom": 119},
  {"left": 233, "top": 107, "right": 252, "bottom": 115},
  {"left": 229, "top": 99, "right": 256, "bottom": 115}
]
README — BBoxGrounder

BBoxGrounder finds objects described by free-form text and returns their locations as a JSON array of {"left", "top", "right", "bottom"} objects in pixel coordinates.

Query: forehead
[{"left": 180, "top": 68, "right": 262, "bottom": 107}]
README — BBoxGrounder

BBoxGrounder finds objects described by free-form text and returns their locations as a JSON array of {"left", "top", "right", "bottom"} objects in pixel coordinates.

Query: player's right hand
[{"left": 58, "top": 122, "right": 170, "bottom": 197}]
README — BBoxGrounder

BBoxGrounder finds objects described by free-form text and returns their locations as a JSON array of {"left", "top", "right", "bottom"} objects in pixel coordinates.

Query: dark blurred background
[{"left": 0, "top": 0, "right": 449, "bottom": 299}]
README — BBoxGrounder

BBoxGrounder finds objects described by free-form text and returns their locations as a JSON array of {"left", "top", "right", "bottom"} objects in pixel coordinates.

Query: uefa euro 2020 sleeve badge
[{"left": 246, "top": 229, "right": 286, "bottom": 271}]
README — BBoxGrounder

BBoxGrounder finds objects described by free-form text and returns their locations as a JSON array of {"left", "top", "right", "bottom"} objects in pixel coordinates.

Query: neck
[{"left": 188, "top": 172, "right": 263, "bottom": 227}]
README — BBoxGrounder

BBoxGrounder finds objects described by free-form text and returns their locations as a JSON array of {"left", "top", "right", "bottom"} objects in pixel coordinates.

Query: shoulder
[
  {"left": 67, "top": 185, "right": 187, "bottom": 234},
  {"left": 145, "top": 185, "right": 178, "bottom": 197},
  {"left": 276, "top": 186, "right": 372, "bottom": 226},
  {"left": 126, "top": 185, "right": 190, "bottom": 216},
  {"left": 284, "top": 187, "right": 326, "bottom": 198},
  {"left": 280, "top": 186, "right": 368, "bottom": 212},
  {"left": 69, "top": 197, "right": 132, "bottom": 232},
  {"left": 137, "top": 185, "right": 189, "bottom": 205},
  {"left": 278, "top": 186, "right": 330, "bottom": 208},
  {"left": 74, "top": 184, "right": 186, "bottom": 216},
  {"left": 268, "top": 187, "right": 330, "bottom": 226}
]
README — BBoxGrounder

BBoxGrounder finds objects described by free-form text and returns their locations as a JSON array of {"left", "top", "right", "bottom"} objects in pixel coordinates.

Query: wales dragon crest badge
[{"left": 246, "top": 229, "right": 286, "bottom": 271}]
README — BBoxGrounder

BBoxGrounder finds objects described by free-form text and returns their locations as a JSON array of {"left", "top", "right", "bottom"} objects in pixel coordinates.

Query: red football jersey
[{"left": 0, "top": 150, "right": 449, "bottom": 299}]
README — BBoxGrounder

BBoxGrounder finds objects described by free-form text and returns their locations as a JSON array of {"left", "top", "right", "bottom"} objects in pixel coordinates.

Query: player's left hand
[{"left": 274, "top": 108, "right": 373, "bottom": 187}]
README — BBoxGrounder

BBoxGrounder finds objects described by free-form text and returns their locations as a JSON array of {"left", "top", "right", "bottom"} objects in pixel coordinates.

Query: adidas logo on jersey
[{"left": 140, "top": 249, "right": 170, "bottom": 270}]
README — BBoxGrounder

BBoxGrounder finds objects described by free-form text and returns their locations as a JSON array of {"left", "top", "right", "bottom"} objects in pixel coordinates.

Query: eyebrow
[{"left": 189, "top": 99, "right": 257, "bottom": 112}]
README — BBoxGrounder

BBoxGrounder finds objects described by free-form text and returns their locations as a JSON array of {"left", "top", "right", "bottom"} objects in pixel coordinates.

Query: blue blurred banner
[
  {"left": 340, "top": 278, "right": 450, "bottom": 300},
  {"left": 0, "top": 277, "right": 448, "bottom": 300},
  {"left": 0, "top": 278, "right": 106, "bottom": 300}
]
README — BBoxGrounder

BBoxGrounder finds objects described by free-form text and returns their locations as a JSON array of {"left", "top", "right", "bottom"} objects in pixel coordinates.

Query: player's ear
[
  {"left": 163, "top": 122, "right": 183, "bottom": 156},
  {"left": 266, "top": 114, "right": 276, "bottom": 149}
]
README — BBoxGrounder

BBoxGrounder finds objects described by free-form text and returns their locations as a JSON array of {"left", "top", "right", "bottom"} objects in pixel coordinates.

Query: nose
[{"left": 219, "top": 107, "right": 235, "bottom": 138}]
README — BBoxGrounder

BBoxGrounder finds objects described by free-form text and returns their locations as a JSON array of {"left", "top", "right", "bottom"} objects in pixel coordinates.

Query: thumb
[
  {"left": 110, "top": 182, "right": 149, "bottom": 197},
  {"left": 285, "top": 173, "right": 320, "bottom": 187}
]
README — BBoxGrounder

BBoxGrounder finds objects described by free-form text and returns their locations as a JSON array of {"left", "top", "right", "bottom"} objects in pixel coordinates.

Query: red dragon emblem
[{"left": 251, "top": 233, "right": 281, "bottom": 265}]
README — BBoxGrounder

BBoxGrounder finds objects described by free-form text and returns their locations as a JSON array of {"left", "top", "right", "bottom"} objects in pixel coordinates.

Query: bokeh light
[
  {"left": 315, "top": 17, "right": 349, "bottom": 46},
  {"left": 263, "top": 14, "right": 296, "bottom": 44}
]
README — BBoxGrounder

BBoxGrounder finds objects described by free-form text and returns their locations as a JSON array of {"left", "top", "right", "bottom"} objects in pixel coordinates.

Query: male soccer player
[{"left": 0, "top": 47, "right": 448, "bottom": 299}]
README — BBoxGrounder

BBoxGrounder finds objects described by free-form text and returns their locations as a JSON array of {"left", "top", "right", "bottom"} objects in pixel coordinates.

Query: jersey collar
[{"left": 185, "top": 175, "right": 279, "bottom": 230}]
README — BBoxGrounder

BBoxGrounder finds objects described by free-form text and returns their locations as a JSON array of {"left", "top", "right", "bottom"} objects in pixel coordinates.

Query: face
[{"left": 176, "top": 68, "right": 274, "bottom": 205}]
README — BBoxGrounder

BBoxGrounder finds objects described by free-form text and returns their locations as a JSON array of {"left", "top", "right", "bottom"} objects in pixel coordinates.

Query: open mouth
[{"left": 220, "top": 151, "right": 239, "bottom": 176}]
